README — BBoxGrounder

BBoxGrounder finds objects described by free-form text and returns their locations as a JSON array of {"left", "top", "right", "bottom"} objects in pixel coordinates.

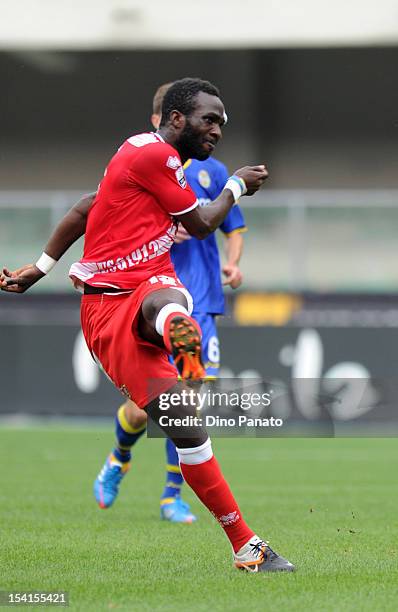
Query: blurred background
[{"left": 1, "top": 0, "right": 398, "bottom": 423}]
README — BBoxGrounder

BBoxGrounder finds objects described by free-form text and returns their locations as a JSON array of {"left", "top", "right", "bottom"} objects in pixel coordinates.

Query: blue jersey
[{"left": 171, "top": 157, "right": 246, "bottom": 315}]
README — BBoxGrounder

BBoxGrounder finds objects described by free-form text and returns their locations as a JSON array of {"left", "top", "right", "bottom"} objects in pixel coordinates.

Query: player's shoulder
[
  {"left": 126, "top": 132, "right": 165, "bottom": 149},
  {"left": 125, "top": 132, "right": 179, "bottom": 162}
]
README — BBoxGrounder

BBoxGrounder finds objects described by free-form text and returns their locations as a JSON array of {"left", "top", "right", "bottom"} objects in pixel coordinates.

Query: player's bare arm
[
  {"left": 222, "top": 231, "right": 244, "bottom": 289},
  {"left": 175, "top": 165, "right": 268, "bottom": 239},
  {"left": 44, "top": 192, "right": 95, "bottom": 260},
  {"left": 0, "top": 192, "right": 96, "bottom": 293}
]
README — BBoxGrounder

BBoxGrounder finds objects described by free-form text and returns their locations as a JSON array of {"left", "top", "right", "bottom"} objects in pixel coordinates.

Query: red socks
[{"left": 178, "top": 443, "right": 254, "bottom": 553}]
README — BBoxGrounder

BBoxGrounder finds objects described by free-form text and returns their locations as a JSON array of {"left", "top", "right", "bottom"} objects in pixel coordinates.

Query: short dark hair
[
  {"left": 152, "top": 82, "right": 174, "bottom": 116},
  {"left": 159, "top": 78, "right": 220, "bottom": 127}
]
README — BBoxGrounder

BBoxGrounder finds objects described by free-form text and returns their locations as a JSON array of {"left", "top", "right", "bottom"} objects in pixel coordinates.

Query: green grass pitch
[{"left": 1, "top": 427, "right": 397, "bottom": 611}]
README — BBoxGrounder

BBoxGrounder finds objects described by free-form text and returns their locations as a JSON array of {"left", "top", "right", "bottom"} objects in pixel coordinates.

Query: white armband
[
  {"left": 35, "top": 252, "right": 57, "bottom": 275},
  {"left": 224, "top": 175, "right": 247, "bottom": 204}
]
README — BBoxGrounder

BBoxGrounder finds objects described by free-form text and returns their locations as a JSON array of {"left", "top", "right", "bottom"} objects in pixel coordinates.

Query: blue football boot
[
  {"left": 94, "top": 453, "right": 130, "bottom": 509},
  {"left": 160, "top": 495, "right": 197, "bottom": 523}
]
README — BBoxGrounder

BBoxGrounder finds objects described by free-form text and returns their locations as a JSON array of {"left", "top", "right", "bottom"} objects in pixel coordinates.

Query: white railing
[{"left": 1, "top": 189, "right": 398, "bottom": 292}]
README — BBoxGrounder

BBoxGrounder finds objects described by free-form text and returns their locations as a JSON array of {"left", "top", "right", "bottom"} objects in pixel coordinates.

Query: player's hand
[
  {"left": 234, "top": 164, "right": 269, "bottom": 196},
  {"left": 0, "top": 264, "right": 45, "bottom": 293},
  {"left": 174, "top": 226, "right": 192, "bottom": 244},
  {"left": 222, "top": 264, "right": 243, "bottom": 289}
]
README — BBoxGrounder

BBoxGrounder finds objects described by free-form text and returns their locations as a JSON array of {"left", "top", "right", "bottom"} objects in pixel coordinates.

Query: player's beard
[{"left": 176, "top": 120, "right": 210, "bottom": 161}]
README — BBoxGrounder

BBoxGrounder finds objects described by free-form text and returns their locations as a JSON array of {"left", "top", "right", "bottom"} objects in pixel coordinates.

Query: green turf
[{"left": 0, "top": 428, "right": 397, "bottom": 611}]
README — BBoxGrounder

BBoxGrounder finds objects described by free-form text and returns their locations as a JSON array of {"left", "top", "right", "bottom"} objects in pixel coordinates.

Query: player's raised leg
[
  {"left": 143, "top": 285, "right": 200, "bottom": 521},
  {"left": 94, "top": 401, "right": 146, "bottom": 509},
  {"left": 141, "top": 286, "right": 293, "bottom": 571},
  {"left": 159, "top": 311, "right": 219, "bottom": 521}
]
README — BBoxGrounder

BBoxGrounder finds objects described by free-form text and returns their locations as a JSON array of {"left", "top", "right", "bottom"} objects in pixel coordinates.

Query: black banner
[{"left": 1, "top": 293, "right": 398, "bottom": 432}]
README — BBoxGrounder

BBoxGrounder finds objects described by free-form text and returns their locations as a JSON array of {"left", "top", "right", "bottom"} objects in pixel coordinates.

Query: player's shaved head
[
  {"left": 152, "top": 82, "right": 174, "bottom": 116},
  {"left": 159, "top": 78, "right": 220, "bottom": 127}
]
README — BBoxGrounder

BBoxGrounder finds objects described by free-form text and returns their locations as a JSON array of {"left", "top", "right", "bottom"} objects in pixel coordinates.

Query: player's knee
[
  {"left": 141, "top": 288, "right": 188, "bottom": 324},
  {"left": 124, "top": 400, "right": 147, "bottom": 429}
]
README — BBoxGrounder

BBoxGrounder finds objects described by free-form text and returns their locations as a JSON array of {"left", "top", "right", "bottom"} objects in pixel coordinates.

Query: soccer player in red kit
[{"left": 1, "top": 78, "right": 294, "bottom": 573}]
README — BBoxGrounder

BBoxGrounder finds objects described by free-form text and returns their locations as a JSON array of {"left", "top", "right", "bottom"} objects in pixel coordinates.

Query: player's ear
[
  {"left": 169, "top": 110, "right": 186, "bottom": 130},
  {"left": 151, "top": 113, "right": 161, "bottom": 130}
]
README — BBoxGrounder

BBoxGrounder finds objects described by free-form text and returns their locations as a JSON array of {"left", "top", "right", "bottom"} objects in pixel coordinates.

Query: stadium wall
[{"left": 1, "top": 48, "right": 397, "bottom": 190}]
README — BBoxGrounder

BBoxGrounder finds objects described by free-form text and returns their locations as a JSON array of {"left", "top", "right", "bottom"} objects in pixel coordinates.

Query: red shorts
[{"left": 81, "top": 275, "right": 189, "bottom": 408}]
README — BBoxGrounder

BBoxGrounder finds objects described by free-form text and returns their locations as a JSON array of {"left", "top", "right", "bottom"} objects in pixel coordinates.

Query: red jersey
[{"left": 69, "top": 133, "right": 197, "bottom": 290}]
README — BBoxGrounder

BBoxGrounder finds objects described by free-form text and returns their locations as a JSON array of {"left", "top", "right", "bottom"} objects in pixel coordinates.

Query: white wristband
[
  {"left": 35, "top": 252, "right": 57, "bottom": 275},
  {"left": 224, "top": 175, "right": 247, "bottom": 204}
]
